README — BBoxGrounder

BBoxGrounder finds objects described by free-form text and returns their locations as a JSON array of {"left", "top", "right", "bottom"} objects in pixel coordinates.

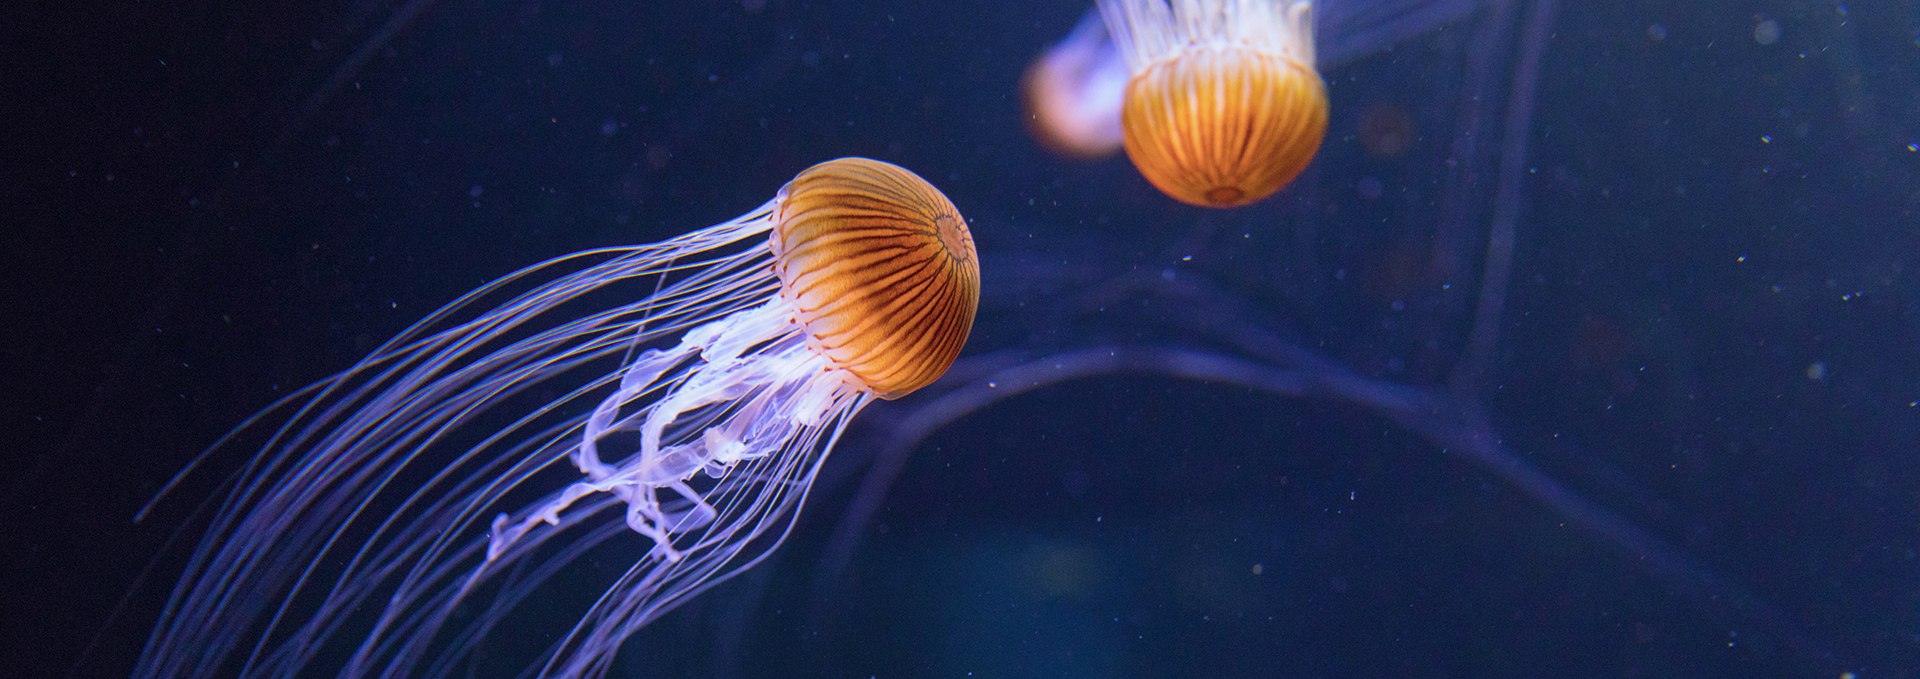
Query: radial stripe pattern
[
  {"left": 770, "top": 158, "right": 980, "bottom": 399},
  {"left": 1122, "top": 44, "right": 1328, "bottom": 207}
]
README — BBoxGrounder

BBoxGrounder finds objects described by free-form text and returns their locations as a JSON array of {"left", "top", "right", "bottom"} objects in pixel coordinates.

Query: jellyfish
[
  {"left": 1025, "top": 1, "right": 1482, "bottom": 167},
  {"left": 1022, "top": 10, "right": 1130, "bottom": 159},
  {"left": 1098, "top": 0, "right": 1329, "bottom": 207},
  {"left": 136, "top": 157, "right": 980, "bottom": 678}
]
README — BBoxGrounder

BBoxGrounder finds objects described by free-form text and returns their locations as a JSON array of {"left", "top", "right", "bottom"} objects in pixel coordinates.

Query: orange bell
[{"left": 1099, "top": 0, "right": 1328, "bottom": 208}]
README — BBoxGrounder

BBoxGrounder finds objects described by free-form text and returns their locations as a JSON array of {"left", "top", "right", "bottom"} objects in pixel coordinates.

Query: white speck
[
  {"left": 1806, "top": 362, "right": 1828, "bottom": 382},
  {"left": 1754, "top": 19, "right": 1781, "bottom": 45}
]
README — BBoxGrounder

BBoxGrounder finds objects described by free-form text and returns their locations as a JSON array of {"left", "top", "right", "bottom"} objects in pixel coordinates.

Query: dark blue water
[{"left": 12, "top": 0, "right": 1920, "bottom": 676}]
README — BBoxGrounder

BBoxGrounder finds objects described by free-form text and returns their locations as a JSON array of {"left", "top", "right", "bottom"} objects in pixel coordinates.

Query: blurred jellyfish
[
  {"left": 137, "top": 157, "right": 979, "bottom": 678},
  {"left": 1026, "top": 2, "right": 1486, "bottom": 199},
  {"left": 1098, "top": 0, "right": 1329, "bottom": 207},
  {"left": 1023, "top": 11, "right": 1130, "bottom": 159}
]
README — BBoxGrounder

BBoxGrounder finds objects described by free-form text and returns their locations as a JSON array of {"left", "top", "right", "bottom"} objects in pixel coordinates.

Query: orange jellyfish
[
  {"left": 1098, "top": 0, "right": 1329, "bottom": 207},
  {"left": 137, "top": 158, "right": 980, "bottom": 677}
]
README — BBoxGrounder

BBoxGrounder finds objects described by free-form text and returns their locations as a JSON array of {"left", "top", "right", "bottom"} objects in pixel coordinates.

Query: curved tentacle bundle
[{"left": 138, "top": 158, "right": 978, "bottom": 679}]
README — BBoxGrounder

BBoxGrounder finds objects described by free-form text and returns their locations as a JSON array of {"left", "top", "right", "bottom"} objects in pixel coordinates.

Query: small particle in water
[
  {"left": 1907, "top": 143, "right": 1917, "bottom": 152},
  {"left": 468, "top": 184, "right": 484, "bottom": 198},
  {"left": 1647, "top": 24, "right": 1668, "bottom": 41},
  {"left": 599, "top": 119, "right": 619, "bottom": 136},
  {"left": 1806, "top": 362, "right": 1828, "bottom": 382},
  {"left": 1736, "top": 255, "right": 1747, "bottom": 263},
  {"left": 1251, "top": 563, "right": 1264, "bottom": 575},
  {"left": 546, "top": 52, "right": 563, "bottom": 67},
  {"left": 1759, "top": 134, "right": 1772, "bottom": 144},
  {"left": 1753, "top": 19, "right": 1781, "bottom": 45},
  {"left": 1181, "top": 255, "right": 1193, "bottom": 262}
]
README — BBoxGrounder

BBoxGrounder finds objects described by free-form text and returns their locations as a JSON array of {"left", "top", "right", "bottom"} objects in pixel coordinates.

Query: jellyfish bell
[
  {"left": 1099, "top": 0, "right": 1329, "bottom": 208},
  {"left": 1022, "top": 10, "right": 1130, "bottom": 159},
  {"left": 137, "top": 157, "right": 978, "bottom": 678},
  {"left": 772, "top": 159, "right": 979, "bottom": 399}
]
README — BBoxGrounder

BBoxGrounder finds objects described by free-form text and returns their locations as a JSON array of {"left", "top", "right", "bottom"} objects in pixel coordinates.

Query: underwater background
[{"left": 11, "top": 0, "right": 1920, "bottom": 676}]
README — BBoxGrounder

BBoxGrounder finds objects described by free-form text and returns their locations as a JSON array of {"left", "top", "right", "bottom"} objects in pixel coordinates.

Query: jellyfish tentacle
[
  {"left": 140, "top": 159, "right": 975, "bottom": 679},
  {"left": 138, "top": 204, "right": 785, "bottom": 678},
  {"left": 484, "top": 295, "right": 844, "bottom": 567}
]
